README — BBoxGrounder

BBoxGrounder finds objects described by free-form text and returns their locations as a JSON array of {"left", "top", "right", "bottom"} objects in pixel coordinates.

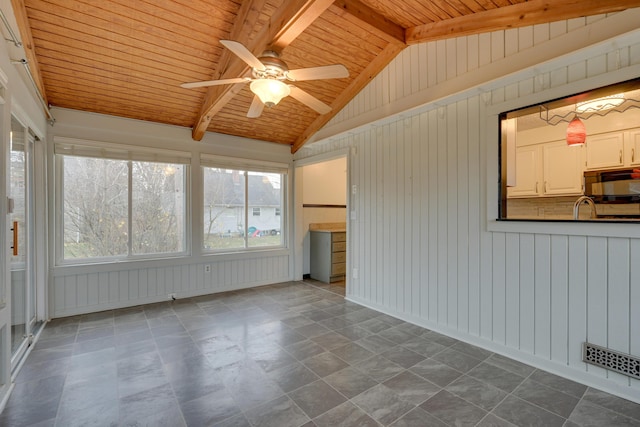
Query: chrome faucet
[{"left": 573, "top": 195, "right": 597, "bottom": 220}]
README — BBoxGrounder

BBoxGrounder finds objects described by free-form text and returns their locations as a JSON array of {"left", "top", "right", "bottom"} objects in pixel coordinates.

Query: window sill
[
  {"left": 488, "top": 218, "right": 640, "bottom": 239},
  {"left": 53, "top": 248, "right": 290, "bottom": 276}
]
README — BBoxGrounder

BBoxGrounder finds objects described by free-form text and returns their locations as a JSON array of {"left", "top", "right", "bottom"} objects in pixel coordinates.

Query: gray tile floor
[{"left": 2, "top": 280, "right": 640, "bottom": 427}]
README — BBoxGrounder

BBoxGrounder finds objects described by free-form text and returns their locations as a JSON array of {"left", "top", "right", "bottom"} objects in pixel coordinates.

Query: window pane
[
  {"left": 248, "top": 172, "right": 283, "bottom": 248},
  {"left": 203, "top": 168, "right": 246, "bottom": 250},
  {"left": 132, "top": 162, "right": 185, "bottom": 254},
  {"left": 63, "top": 156, "right": 128, "bottom": 259}
]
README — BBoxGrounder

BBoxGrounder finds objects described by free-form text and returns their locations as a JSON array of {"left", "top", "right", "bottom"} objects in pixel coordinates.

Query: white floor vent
[{"left": 583, "top": 342, "right": 640, "bottom": 380}]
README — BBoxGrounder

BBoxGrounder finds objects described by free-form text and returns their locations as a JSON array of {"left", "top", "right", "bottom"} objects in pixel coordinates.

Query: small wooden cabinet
[{"left": 310, "top": 230, "right": 346, "bottom": 283}]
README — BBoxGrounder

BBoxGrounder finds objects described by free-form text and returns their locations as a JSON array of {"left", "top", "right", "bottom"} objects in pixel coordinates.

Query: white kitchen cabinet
[
  {"left": 543, "top": 141, "right": 584, "bottom": 195},
  {"left": 627, "top": 129, "right": 640, "bottom": 166},
  {"left": 585, "top": 132, "right": 624, "bottom": 169},
  {"left": 507, "top": 145, "right": 540, "bottom": 197},
  {"left": 508, "top": 141, "right": 584, "bottom": 198}
]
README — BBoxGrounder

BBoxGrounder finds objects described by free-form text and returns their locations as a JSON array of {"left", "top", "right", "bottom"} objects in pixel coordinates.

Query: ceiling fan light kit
[
  {"left": 250, "top": 79, "right": 291, "bottom": 107},
  {"left": 182, "top": 40, "right": 349, "bottom": 118}
]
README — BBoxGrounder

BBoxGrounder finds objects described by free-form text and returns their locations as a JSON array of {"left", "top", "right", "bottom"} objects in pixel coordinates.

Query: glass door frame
[{"left": 9, "top": 114, "right": 38, "bottom": 372}]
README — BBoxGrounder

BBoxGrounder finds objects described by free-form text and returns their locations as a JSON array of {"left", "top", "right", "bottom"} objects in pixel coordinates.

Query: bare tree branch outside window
[{"left": 62, "top": 156, "right": 185, "bottom": 259}]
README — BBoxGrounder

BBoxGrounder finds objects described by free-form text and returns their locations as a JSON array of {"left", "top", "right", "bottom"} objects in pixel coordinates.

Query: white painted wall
[
  {"left": 302, "top": 157, "right": 347, "bottom": 205},
  {"left": 48, "top": 108, "right": 294, "bottom": 318},
  {"left": 295, "top": 9, "right": 640, "bottom": 404}
]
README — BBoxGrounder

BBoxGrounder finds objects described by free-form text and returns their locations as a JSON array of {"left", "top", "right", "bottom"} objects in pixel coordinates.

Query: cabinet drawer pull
[
  {"left": 544, "top": 181, "right": 548, "bottom": 193},
  {"left": 536, "top": 182, "right": 538, "bottom": 193},
  {"left": 633, "top": 148, "right": 636, "bottom": 163},
  {"left": 620, "top": 149, "right": 623, "bottom": 164}
]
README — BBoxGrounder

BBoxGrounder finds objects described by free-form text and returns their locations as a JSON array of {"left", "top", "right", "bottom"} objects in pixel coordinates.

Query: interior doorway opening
[{"left": 294, "top": 153, "right": 348, "bottom": 296}]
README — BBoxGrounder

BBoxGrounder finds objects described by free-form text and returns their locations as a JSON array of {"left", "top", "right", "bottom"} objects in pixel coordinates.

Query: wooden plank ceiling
[{"left": 11, "top": 0, "right": 640, "bottom": 152}]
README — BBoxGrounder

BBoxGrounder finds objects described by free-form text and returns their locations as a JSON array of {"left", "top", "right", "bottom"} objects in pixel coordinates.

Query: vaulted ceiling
[{"left": 10, "top": 0, "right": 639, "bottom": 152}]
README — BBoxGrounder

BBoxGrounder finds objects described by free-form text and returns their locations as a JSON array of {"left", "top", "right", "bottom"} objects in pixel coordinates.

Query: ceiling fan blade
[
  {"left": 286, "top": 64, "right": 349, "bottom": 81},
  {"left": 180, "top": 77, "right": 248, "bottom": 89},
  {"left": 247, "top": 95, "right": 264, "bottom": 118},
  {"left": 288, "top": 86, "right": 332, "bottom": 114},
  {"left": 220, "top": 40, "right": 265, "bottom": 71}
]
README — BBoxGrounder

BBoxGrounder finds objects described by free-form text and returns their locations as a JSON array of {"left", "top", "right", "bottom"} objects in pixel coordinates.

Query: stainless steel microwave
[{"left": 584, "top": 168, "right": 640, "bottom": 203}]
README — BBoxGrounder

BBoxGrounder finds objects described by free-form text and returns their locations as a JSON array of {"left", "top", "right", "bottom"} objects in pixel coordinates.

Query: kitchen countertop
[
  {"left": 309, "top": 222, "right": 346, "bottom": 232},
  {"left": 501, "top": 218, "right": 640, "bottom": 223}
]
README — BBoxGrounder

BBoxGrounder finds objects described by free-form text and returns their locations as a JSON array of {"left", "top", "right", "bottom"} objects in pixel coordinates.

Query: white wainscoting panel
[{"left": 52, "top": 254, "right": 290, "bottom": 317}]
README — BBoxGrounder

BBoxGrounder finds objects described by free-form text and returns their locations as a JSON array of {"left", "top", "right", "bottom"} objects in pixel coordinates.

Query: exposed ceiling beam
[
  {"left": 291, "top": 42, "right": 405, "bottom": 153},
  {"left": 333, "top": 0, "right": 406, "bottom": 45},
  {"left": 10, "top": 0, "right": 48, "bottom": 103},
  {"left": 212, "top": 1, "right": 265, "bottom": 82},
  {"left": 191, "top": 0, "right": 265, "bottom": 140},
  {"left": 191, "top": 0, "right": 335, "bottom": 141},
  {"left": 287, "top": 0, "right": 407, "bottom": 153},
  {"left": 268, "top": 0, "right": 337, "bottom": 52},
  {"left": 406, "top": 0, "right": 640, "bottom": 44}
]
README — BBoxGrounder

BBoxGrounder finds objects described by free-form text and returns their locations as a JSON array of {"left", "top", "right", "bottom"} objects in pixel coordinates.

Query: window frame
[
  {"left": 498, "top": 78, "right": 640, "bottom": 222},
  {"left": 200, "top": 154, "right": 288, "bottom": 253},
  {"left": 53, "top": 137, "right": 191, "bottom": 265}
]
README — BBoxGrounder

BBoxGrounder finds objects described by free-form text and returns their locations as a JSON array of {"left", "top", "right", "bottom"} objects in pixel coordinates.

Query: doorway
[
  {"left": 9, "top": 115, "right": 42, "bottom": 371},
  {"left": 294, "top": 153, "right": 348, "bottom": 295}
]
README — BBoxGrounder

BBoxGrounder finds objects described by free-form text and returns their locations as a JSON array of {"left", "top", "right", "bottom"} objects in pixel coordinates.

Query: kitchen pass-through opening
[{"left": 499, "top": 78, "right": 640, "bottom": 222}]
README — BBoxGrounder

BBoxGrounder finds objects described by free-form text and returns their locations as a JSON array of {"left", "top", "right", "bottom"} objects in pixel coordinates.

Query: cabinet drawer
[
  {"left": 331, "top": 262, "right": 346, "bottom": 275},
  {"left": 332, "top": 232, "right": 346, "bottom": 242},
  {"left": 332, "top": 242, "right": 346, "bottom": 252},
  {"left": 332, "top": 251, "right": 346, "bottom": 263}
]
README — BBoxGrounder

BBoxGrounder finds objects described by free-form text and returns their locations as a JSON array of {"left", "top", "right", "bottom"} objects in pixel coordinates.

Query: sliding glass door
[{"left": 9, "top": 116, "right": 39, "bottom": 369}]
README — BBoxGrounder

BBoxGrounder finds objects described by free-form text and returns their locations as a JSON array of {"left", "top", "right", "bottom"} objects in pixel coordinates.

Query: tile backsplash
[{"left": 507, "top": 197, "right": 640, "bottom": 219}]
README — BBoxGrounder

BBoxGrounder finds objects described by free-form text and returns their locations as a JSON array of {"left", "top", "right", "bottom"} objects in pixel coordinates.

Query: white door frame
[{"left": 292, "top": 149, "right": 350, "bottom": 286}]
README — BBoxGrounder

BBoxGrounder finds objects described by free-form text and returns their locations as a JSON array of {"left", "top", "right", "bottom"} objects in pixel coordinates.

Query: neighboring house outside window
[{"left": 202, "top": 156, "right": 286, "bottom": 251}]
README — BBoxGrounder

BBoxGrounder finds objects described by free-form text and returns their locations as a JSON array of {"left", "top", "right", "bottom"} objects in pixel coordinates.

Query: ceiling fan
[{"left": 181, "top": 40, "right": 349, "bottom": 118}]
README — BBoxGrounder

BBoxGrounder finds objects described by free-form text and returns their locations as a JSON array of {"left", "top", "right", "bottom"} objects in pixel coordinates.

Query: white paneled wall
[
  {"left": 326, "top": 17, "right": 600, "bottom": 125},
  {"left": 296, "top": 10, "right": 640, "bottom": 403},
  {"left": 52, "top": 254, "right": 290, "bottom": 318}
]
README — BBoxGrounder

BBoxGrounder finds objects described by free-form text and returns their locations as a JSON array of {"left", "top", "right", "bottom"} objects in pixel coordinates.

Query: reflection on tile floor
[{"left": 2, "top": 280, "right": 639, "bottom": 427}]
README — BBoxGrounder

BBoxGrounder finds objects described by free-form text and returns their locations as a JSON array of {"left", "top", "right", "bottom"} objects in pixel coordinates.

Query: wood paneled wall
[{"left": 296, "top": 11, "right": 640, "bottom": 402}]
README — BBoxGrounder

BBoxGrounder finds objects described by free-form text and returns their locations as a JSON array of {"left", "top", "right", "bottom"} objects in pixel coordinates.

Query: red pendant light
[{"left": 566, "top": 116, "right": 586, "bottom": 146}]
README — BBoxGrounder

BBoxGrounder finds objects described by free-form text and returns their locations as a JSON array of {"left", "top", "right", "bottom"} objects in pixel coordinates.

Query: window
[
  {"left": 55, "top": 139, "right": 189, "bottom": 262},
  {"left": 500, "top": 79, "right": 640, "bottom": 222},
  {"left": 201, "top": 155, "right": 287, "bottom": 251}
]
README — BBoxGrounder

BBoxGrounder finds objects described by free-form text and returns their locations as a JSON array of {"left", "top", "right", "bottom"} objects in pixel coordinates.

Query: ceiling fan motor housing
[
  {"left": 182, "top": 40, "right": 343, "bottom": 117},
  {"left": 253, "top": 51, "right": 289, "bottom": 80}
]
